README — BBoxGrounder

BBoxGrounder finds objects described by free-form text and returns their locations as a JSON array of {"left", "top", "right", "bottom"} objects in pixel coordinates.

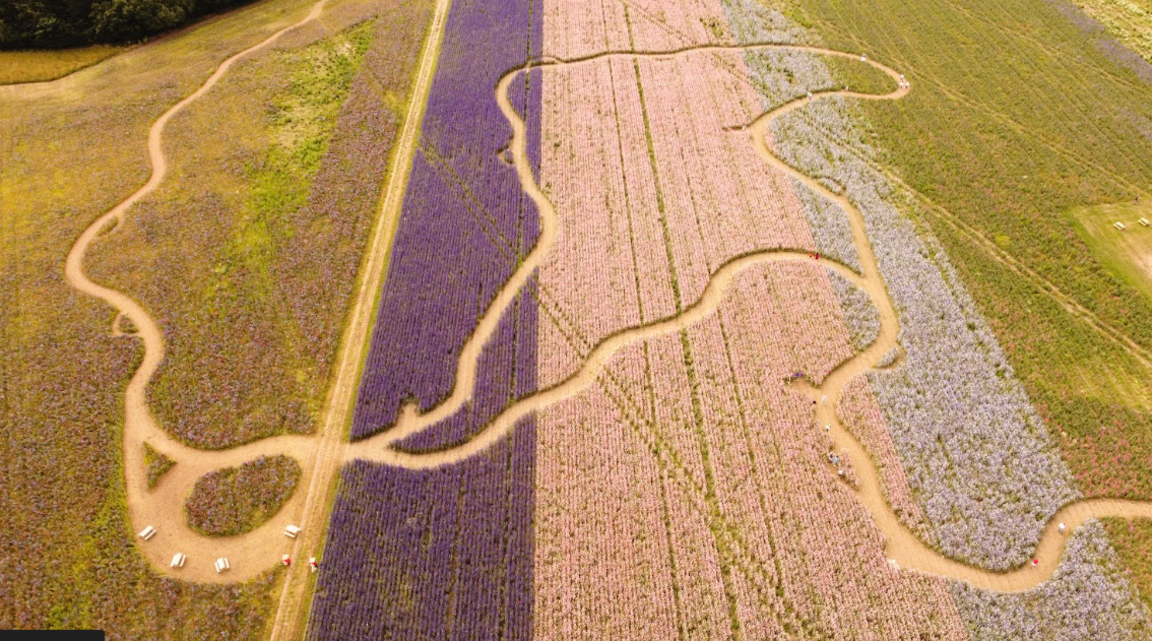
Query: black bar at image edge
[{"left": 1, "top": 632, "right": 103, "bottom": 639}]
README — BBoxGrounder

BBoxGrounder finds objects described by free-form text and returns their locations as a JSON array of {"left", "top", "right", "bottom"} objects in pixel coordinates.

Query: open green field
[
  {"left": 1072, "top": 0, "right": 1152, "bottom": 63},
  {"left": 795, "top": 0, "right": 1152, "bottom": 497},
  {"left": 1073, "top": 200, "right": 1152, "bottom": 301},
  {"left": 791, "top": 0, "right": 1152, "bottom": 601},
  {"left": 0, "top": 45, "right": 129, "bottom": 85}
]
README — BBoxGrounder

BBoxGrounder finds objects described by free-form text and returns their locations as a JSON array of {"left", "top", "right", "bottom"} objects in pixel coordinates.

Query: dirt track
[
  {"left": 348, "top": 45, "right": 1152, "bottom": 593},
  {"left": 265, "top": 0, "right": 453, "bottom": 636},
  {"left": 58, "top": 5, "right": 1152, "bottom": 624}
]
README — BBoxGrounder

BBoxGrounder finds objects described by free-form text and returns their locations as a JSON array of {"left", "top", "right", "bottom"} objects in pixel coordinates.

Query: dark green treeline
[{"left": 0, "top": 0, "right": 257, "bottom": 49}]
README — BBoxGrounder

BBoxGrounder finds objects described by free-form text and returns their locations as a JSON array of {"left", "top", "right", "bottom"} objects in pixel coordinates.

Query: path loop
[{"left": 61, "top": 24, "right": 1152, "bottom": 596}]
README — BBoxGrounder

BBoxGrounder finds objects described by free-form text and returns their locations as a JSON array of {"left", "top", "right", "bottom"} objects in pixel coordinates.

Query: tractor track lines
[{"left": 58, "top": 19, "right": 1152, "bottom": 640}]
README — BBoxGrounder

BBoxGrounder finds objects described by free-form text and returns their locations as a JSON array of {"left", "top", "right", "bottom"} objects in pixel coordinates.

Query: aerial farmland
[{"left": 4, "top": 0, "right": 1152, "bottom": 637}]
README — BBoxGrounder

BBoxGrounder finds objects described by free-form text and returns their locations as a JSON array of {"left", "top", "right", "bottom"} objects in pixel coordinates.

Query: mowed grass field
[
  {"left": 791, "top": 0, "right": 1152, "bottom": 598},
  {"left": 1072, "top": 0, "right": 1152, "bottom": 63},
  {"left": 0, "top": 0, "right": 431, "bottom": 632},
  {"left": 0, "top": 45, "right": 129, "bottom": 85},
  {"left": 1072, "top": 200, "right": 1152, "bottom": 301}
]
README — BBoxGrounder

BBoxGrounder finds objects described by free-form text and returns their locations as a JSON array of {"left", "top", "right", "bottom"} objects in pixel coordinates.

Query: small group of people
[{"left": 826, "top": 451, "right": 847, "bottom": 479}]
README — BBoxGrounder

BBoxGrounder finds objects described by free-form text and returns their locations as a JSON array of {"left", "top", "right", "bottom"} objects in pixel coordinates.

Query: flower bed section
[{"left": 310, "top": 0, "right": 542, "bottom": 638}]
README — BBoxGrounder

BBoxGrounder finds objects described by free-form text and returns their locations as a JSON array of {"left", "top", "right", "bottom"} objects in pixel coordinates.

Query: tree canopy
[{"left": 0, "top": 0, "right": 256, "bottom": 48}]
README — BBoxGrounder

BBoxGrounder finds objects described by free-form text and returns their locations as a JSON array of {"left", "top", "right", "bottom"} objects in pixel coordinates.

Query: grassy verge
[
  {"left": 289, "top": 2, "right": 442, "bottom": 635},
  {"left": 1071, "top": 200, "right": 1152, "bottom": 303},
  {"left": 143, "top": 443, "right": 176, "bottom": 489},
  {"left": 0, "top": 45, "right": 129, "bottom": 85}
]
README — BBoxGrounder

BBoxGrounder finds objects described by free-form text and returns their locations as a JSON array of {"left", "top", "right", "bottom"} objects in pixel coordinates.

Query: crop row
[
  {"left": 951, "top": 521, "right": 1150, "bottom": 639},
  {"left": 312, "top": 0, "right": 542, "bottom": 636},
  {"left": 770, "top": 77, "right": 1081, "bottom": 570},
  {"left": 308, "top": 423, "right": 535, "bottom": 641},
  {"left": 393, "top": 284, "right": 538, "bottom": 453},
  {"left": 532, "top": 2, "right": 970, "bottom": 634},
  {"left": 349, "top": 0, "right": 542, "bottom": 440},
  {"left": 828, "top": 269, "right": 880, "bottom": 351}
]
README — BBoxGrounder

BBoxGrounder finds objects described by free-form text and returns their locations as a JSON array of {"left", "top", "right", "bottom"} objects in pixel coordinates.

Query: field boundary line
[{"left": 267, "top": 0, "right": 453, "bottom": 637}]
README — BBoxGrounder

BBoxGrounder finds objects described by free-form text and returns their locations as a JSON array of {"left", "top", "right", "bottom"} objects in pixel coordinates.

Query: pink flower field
[{"left": 532, "top": 0, "right": 972, "bottom": 635}]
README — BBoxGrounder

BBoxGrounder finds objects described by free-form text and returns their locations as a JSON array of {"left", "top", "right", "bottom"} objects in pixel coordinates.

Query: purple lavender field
[
  {"left": 306, "top": 424, "right": 535, "bottom": 640},
  {"left": 307, "top": 0, "right": 542, "bottom": 638},
  {"left": 349, "top": 0, "right": 543, "bottom": 442}
]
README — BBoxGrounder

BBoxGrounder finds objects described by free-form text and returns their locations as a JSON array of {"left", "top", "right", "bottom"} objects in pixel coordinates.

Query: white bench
[
  {"left": 138, "top": 526, "right": 156, "bottom": 541},
  {"left": 214, "top": 557, "right": 230, "bottom": 573},
  {"left": 284, "top": 524, "right": 302, "bottom": 538},
  {"left": 1114, "top": 222, "right": 1127, "bottom": 230},
  {"left": 170, "top": 553, "right": 186, "bottom": 569},
  {"left": 1140, "top": 218, "right": 1149, "bottom": 227}
]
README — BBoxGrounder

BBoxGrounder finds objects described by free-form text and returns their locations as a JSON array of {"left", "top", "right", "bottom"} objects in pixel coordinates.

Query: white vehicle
[
  {"left": 138, "top": 526, "right": 156, "bottom": 541},
  {"left": 170, "top": 553, "right": 186, "bottom": 569}
]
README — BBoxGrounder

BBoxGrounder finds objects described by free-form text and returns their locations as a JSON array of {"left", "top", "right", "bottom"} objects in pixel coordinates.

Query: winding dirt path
[
  {"left": 64, "top": 0, "right": 337, "bottom": 585},
  {"left": 62, "top": 16, "right": 1152, "bottom": 618},
  {"left": 347, "top": 45, "right": 1152, "bottom": 594}
]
